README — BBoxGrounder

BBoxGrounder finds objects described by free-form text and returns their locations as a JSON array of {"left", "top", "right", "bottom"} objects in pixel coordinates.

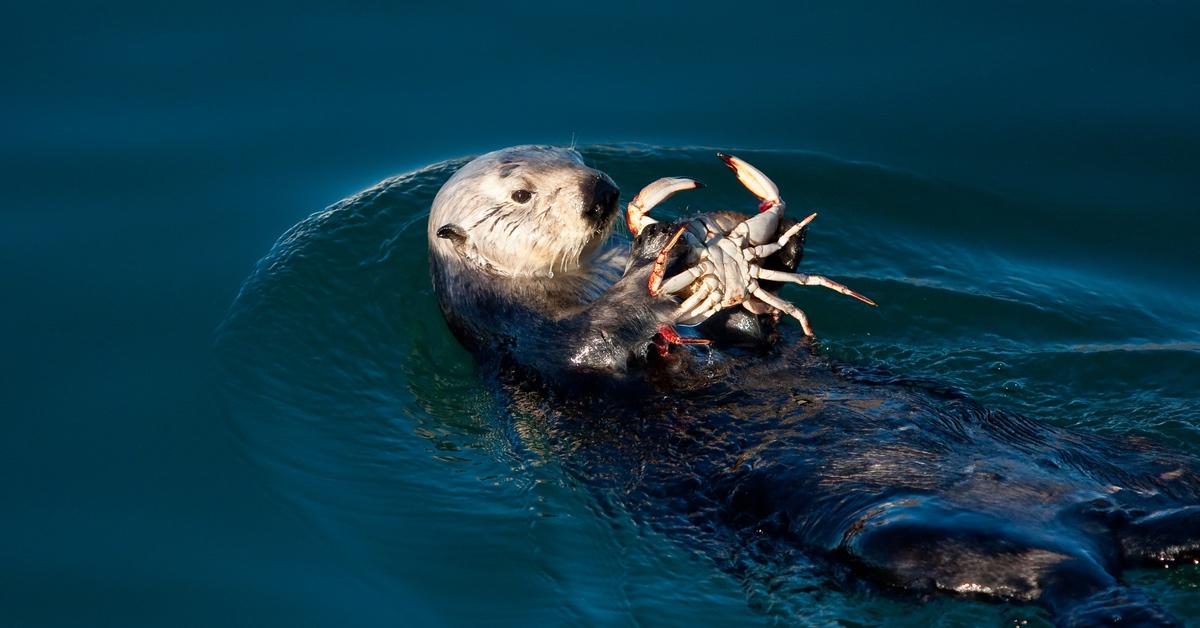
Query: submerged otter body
[{"left": 429, "top": 147, "right": 1200, "bottom": 626}]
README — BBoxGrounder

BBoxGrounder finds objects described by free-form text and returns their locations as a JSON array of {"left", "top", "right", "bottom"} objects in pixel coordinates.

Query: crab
[{"left": 627, "top": 153, "right": 876, "bottom": 343}]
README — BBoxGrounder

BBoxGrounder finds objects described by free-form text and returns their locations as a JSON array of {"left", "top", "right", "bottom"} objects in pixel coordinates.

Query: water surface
[{"left": 4, "top": 2, "right": 1200, "bottom": 626}]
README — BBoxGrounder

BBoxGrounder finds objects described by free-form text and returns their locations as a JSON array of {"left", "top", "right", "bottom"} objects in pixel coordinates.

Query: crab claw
[
  {"left": 626, "top": 177, "right": 704, "bottom": 236},
  {"left": 717, "top": 153, "right": 780, "bottom": 210}
]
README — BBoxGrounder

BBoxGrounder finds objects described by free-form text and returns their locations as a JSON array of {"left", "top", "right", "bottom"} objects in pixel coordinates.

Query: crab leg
[
  {"left": 750, "top": 286, "right": 815, "bottom": 337},
  {"left": 626, "top": 177, "right": 704, "bottom": 236},
  {"left": 673, "top": 277, "right": 713, "bottom": 314},
  {"left": 682, "top": 301, "right": 723, "bottom": 327},
  {"left": 747, "top": 213, "right": 816, "bottom": 259},
  {"left": 675, "top": 275, "right": 723, "bottom": 326},
  {"left": 752, "top": 268, "right": 877, "bottom": 306},
  {"left": 659, "top": 263, "right": 707, "bottom": 296},
  {"left": 662, "top": 228, "right": 724, "bottom": 297},
  {"left": 647, "top": 225, "right": 689, "bottom": 296},
  {"left": 741, "top": 295, "right": 775, "bottom": 315},
  {"left": 653, "top": 324, "right": 711, "bottom": 357}
]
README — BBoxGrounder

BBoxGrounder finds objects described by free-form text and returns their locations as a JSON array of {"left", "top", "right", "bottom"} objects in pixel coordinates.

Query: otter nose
[{"left": 585, "top": 175, "right": 620, "bottom": 223}]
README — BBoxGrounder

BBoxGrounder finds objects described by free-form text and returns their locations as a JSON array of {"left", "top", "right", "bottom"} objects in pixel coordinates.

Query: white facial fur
[{"left": 429, "top": 145, "right": 616, "bottom": 277}]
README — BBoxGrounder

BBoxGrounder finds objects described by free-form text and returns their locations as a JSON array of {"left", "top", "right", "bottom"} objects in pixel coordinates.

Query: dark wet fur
[{"left": 434, "top": 214, "right": 1200, "bottom": 627}]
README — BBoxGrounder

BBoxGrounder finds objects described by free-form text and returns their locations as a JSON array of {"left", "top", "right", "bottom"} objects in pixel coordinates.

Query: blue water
[{"left": 4, "top": 3, "right": 1200, "bottom": 626}]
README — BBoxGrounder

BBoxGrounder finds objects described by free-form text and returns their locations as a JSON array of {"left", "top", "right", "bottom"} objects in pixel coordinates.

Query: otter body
[{"left": 429, "top": 147, "right": 1200, "bottom": 626}]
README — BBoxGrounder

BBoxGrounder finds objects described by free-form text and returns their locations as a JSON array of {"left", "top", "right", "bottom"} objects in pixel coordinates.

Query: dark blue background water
[{"left": 4, "top": 3, "right": 1199, "bottom": 626}]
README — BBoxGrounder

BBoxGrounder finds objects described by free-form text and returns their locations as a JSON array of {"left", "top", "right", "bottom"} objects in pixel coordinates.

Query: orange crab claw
[
  {"left": 717, "top": 152, "right": 780, "bottom": 210},
  {"left": 653, "top": 324, "right": 711, "bottom": 357},
  {"left": 626, "top": 177, "right": 705, "bottom": 236}
]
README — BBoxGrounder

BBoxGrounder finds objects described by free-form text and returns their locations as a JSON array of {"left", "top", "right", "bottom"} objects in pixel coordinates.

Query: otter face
[{"left": 429, "top": 145, "right": 620, "bottom": 277}]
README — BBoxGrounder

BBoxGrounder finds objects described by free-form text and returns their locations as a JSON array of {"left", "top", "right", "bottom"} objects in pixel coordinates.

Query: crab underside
[{"left": 626, "top": 153, "right": 875, "bottom": 350}]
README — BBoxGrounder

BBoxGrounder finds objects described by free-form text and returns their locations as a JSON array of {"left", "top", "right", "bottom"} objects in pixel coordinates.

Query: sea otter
[
  {"left": 427, "top": 145, "right": 803, "bottom": 388},
  {"left": 428, "top": 146, "right": 1200, "bottom": 626}
]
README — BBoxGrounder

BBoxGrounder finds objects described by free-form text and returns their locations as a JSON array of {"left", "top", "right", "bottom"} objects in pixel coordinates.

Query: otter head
[{"left": 429, "top": 145, "right": 620, "bottom": 278}]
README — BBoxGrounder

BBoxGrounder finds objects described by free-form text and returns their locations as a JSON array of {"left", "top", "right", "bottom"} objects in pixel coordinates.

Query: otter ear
[{"left": 436, "top": 224, "right": 468, "bottom": 246}]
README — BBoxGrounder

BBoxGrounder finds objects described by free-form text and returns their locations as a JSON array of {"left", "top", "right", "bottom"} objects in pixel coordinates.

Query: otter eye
[{"left": 511, "top": 189, "right": 533, "bottom": 203}]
